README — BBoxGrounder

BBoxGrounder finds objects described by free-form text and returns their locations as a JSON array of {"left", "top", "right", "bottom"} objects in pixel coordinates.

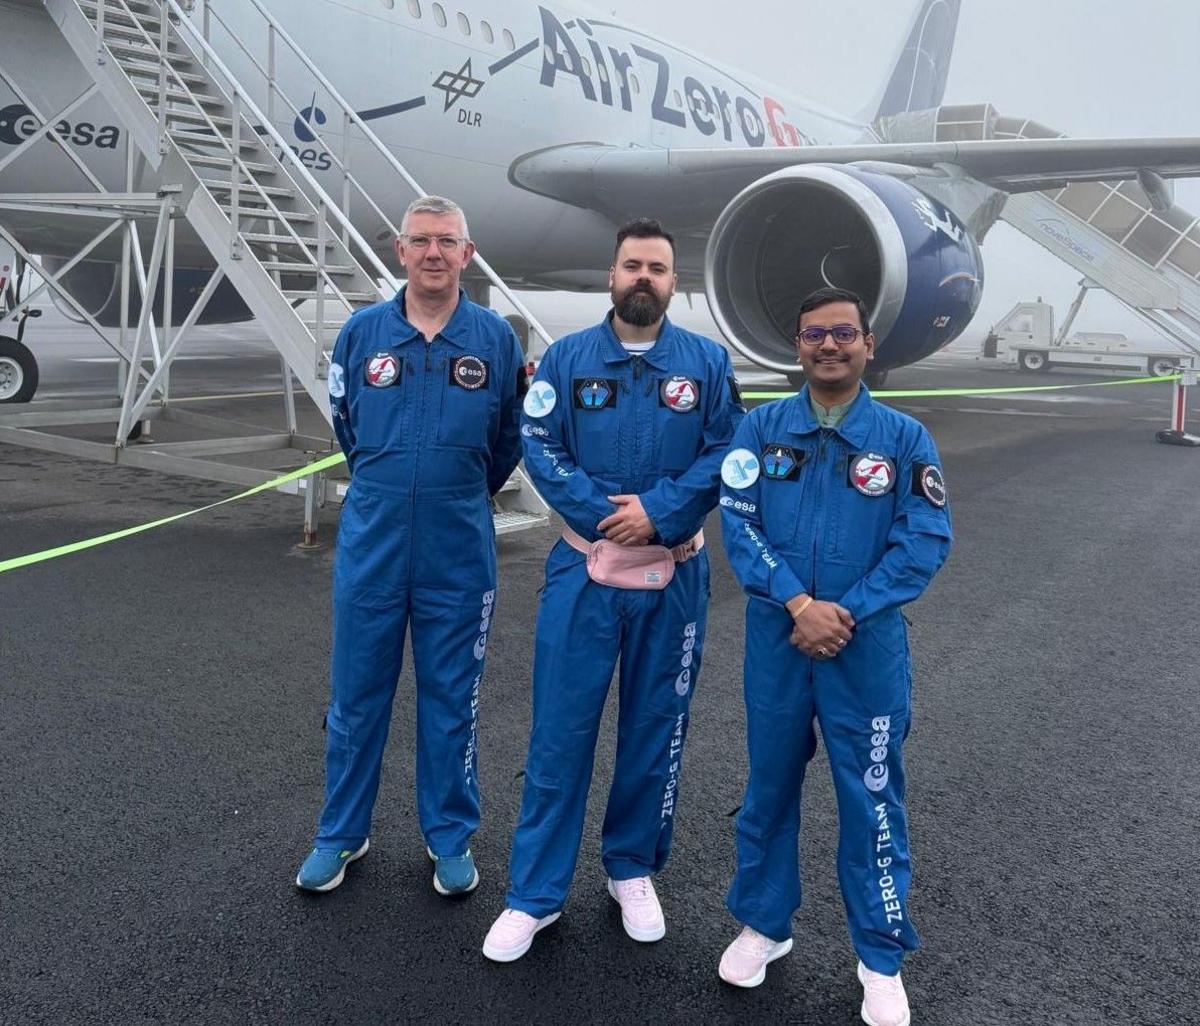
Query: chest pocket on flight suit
[
  {"left": 831, "top": 450, "right": 899, "bottom": 564},
  {"left": 570, "top": 376, "right": 620, "bottom": 474},
  {"left": 352, "top": 348, "right": 408, "bottom": 451},
  {"left": 655, "top": 375, "right": 704, "bottom": 473},
  {"left": 758, "top": 441, "right": 809, "bottom": 549},
  {"left": 436, "top": 352, "right": 494, "bottom": 451}
]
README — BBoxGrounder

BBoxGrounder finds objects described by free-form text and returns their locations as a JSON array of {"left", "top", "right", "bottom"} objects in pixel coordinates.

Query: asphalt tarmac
[{"left": 1, "top": 322, "right": 1198, "bottom": 1026}]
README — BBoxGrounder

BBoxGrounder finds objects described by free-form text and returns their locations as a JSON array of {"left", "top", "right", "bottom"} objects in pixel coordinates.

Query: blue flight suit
[
  {"left": 719, "top": 383, "right": 951, "bottom": 976},
  {"left": 317, "top": 286, "right": 524, "bottom": 858},
  {"left": 505, "top": 314, "right": 743, "bottom": 917}
]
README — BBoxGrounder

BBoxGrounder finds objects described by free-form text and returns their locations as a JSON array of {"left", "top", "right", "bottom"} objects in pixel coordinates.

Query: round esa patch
[
  {"left": 452, "top": 354, "right": 488, "bottom": 390},
  {"left": 365, "top": 352, "right": 400, "bottom": 388},
  {"left": 850, "top": 453, "right": 896, "bottom": 496},
  {"left": 524, "top": 381, "right": 557, "bottom": 418},
  {"left": 919, "top": 464, "right": 947, "bottom": 507},
  {"left": 660, "top": 375, "right": 699, "bottom": 413},
  {"left": 721, "top": 447, "right": 760, "bottom": 489}
]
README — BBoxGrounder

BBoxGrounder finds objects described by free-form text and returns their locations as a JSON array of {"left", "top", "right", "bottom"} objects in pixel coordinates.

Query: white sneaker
[
  {"left": 718, "top": 926, "right": 793, "bottom": 988},
  {"left": 857, "top": 960, "right": 911, "bottom": 1026},
  {"left": 606, "top": 876, "right": 666, "bottom": 942},
  {"left": 481, "top": 908, "right": 561, "bottom": 963}
]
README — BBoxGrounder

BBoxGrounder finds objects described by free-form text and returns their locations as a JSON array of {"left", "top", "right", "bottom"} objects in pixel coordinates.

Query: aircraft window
[
  {"left": 630, "top": 73, "right": 640, "bottom": 94},
  {"left": 458, "top": 11, "right": 470, "bottom": 34},
  {"left": 597, "top": 61, "right": 608, "bottom": 83},
  {"left": 503, "top": 28, "right": 515, "bottom": 51},
  {"left": 407, "top": 0, "right": 420, "bottom": 15},
  {"left": 544, "top": 44, "right": 556, "bottom": 66},
  {"left": 1124, "top": 215, "right": 1177, "bottom": 266},
  {"left": 672, "top": 90, "right": 682, "bottom": 109},
  {"left": 1090, "top": 194, "right": 1145, "bottom": 242},
  {"left": 562, "top": 50, "right": 574, "bottom": 71},
  {"left": 480, "top": 19, "right": 494, "bottom": 44},
  {"left": 581, "top": 55, "right": 592, "bottom": 77},
  {"left": 1056, "top": 182, "right": 1110, "bottom": 221},
  {"left": 1167, "top": 238, "right": 1200, "bottom": 278},
  {"left": 432, "top": 2, "right": 446, "bottom": 27}
]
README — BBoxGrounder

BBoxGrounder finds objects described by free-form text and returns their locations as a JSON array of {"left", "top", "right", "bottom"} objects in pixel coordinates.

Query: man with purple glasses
[{"left": 716, "top": 287, "right": 952, "bottom": 1026}]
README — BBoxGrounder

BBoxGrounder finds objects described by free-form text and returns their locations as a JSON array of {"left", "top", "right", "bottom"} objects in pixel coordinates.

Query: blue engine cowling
[{"left": 704, "top": 164, "right": 983, "bottom": 374}]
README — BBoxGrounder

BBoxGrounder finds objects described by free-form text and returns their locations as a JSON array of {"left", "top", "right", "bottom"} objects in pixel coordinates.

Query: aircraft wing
[{"left": 509, "top": 137, "right": 1200, "bottom": 227}]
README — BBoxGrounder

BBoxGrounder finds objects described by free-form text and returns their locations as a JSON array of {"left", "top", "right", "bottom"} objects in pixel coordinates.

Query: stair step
[
  {"left": 164, "top": 109, "right": 234, "bottom": 129},
  {"left": 242, "top": 232, "right": 320, "bottom": 246},
  {"left": 201, "top": 179, "right": 294, "bottom": 199},
  {"left": 104, "top": 38, "right": 190, "bottom": 63},
  {"left": 261, "top": 261, "right": 356, "bottom": 275},
  {"left": 171, "top": 129, "right": 259, "bottom": 151},
  {"left": 121, "top": 58, "right": 208, "bottom": 87},
  {"left": 135, "top": 84, "right": 225, "bottom": 109},
  {"left": 493, "top": 509, "right": 550, "bottom": 535},
  {"left": 82, "top": 4, "right": 164, "bottom": 34},
  {"left": 186, "top": 153, "right": 277, "bottom": 176},
  {"left": 221, "top": 206, "right": 315, "bottom": 223},
  {"left": 98, "top": 23, "right": 187, "bottom": 51},
  {"left": 283, "top": 290, "right": 378, "bottom": 303}
]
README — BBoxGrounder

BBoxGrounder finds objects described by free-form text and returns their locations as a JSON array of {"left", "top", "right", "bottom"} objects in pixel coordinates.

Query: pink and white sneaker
[
  {"left": 717, "top": 926, "right": 793, "bottom": 988},
  {"left": 606, "top": 876, "right": 666, "bottom": 942},
  {"left": 481, "top": 908, "right": 561, "bottom": 963},
  {"left": 857, "top": 961, "right": 911, "bottom": 1026}
]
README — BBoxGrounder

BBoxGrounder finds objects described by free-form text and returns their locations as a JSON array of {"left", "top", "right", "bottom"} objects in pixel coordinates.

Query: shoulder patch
[
  {"left": 913, "top": 463, "right": 947, "bottom": 507},
  {"left": 524, "top": 381, "right": 557, "bottom": 418},
  {"left": 722, "top": 447, "right": 760, "bottom": 489}
]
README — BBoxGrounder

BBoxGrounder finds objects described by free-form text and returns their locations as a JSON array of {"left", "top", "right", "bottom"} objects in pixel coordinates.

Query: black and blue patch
[
  {"left": 914, "top": 463, "right": 947, "bottom": 507},
  {"left": 449, "top": 354, "right": 489, "bottom": 390},
  {"left": 761, "top": 444, "right": 804, "bottom": 481},
  {"left": 574, "top": 377, "right": 618, "bottom": 410}
]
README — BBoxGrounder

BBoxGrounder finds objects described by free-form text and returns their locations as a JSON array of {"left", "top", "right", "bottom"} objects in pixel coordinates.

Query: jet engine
[{"left": 705, "top": 165, "right": 983, "bottom": 375}]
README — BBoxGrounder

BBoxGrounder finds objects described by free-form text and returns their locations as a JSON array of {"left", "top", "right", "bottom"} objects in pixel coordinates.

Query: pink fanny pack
[{"left": 562, "top": 525, "right": 704, "bottom": 591}]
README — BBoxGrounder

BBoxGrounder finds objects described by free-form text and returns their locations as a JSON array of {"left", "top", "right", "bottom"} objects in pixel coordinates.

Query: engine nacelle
[
  {"left": 705, "top": 165, "right": 983, "bottom": 374},
  {"left": 43, "top": 259, "right": 253, "bottom": 328}
]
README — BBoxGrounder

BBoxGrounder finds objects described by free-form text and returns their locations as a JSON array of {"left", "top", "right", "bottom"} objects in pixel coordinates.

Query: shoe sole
[
  {"left": 295, "top": 838, "right": 370, "bottom": 893},
  {"left": 481, "top": 911, "right": 561, "bottom": 963},
  {"left": 857, "top": 961, "right": 911, "bottom": 1026},
  {"left": 718, "top": 937, "right": 793, "bottom": 988},
  {"left": 606, "top": 878, "right": 666, "bottom": 943},
  {"left": 426, "top": 846, "right": 481, "bottom": 896}
]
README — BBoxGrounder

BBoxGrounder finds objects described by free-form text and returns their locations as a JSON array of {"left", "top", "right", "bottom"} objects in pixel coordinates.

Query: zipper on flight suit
[{"left": 809, "top": 428, "right": 831, "bottom": 684}]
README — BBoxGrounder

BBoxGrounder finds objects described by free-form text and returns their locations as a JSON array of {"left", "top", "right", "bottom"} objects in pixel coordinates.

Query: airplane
[{"left": 2, "top": 0, "right": 1200, "bottom": 402}]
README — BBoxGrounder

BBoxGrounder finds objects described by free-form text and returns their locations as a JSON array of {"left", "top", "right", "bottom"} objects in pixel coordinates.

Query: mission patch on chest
[
  {"left": 449, "top": 354, "right": 490, "bottom": 390},
  {"left": 659, "top": 375, "right": 700, "bottom": 413}
]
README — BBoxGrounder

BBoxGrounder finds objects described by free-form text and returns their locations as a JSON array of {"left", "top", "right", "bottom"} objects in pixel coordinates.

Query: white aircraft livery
[{"left": 2, "top": 0, "right": 1199, "bottom": 398}]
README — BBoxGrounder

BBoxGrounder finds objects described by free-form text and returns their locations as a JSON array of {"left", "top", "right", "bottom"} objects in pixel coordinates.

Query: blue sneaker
[
  {"left": 295, "top": 839, "right": 369, "bottom": 892},
  {"left": 426, "top": 846, "right": 480, "bottom": 896}
]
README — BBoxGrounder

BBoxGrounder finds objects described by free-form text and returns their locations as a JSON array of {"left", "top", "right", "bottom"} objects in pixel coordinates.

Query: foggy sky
[{"left": 595, "top": 0, "right": 1200, "bottom": 340}]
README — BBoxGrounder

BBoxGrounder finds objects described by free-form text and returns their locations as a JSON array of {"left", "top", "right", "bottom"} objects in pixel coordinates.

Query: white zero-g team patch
[
  {"left": 721, "top": 447, "right": 760, "bottom": 489},
  {"left": 328, "top": 362, "right": 346, "bottom": 399},
  {"left": 524, "top": 381, "right": 557, "bottom": 418},
  {"left": 850, "top": 452, "right": 896, "bottom": 496}
]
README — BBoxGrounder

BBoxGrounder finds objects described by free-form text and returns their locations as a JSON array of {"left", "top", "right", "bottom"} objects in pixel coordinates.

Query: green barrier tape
[
  {"left": 743, "top": 373, "right": 1181, "bottom": 401},
  {"left": 0, "top": 451, "right": 346, "bottom": 576}
]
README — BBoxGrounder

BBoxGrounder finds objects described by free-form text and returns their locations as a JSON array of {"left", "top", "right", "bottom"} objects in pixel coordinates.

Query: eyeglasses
[
  {"left": 795, "top": 325, "right": 865, "bottom": 346},
  {"left": 402, "top": 234, "right": 466, "bottom": 251}
]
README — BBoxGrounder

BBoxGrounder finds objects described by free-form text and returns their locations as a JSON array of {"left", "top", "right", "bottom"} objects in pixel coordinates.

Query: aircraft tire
[
  {"left": 1019, "top": 350, "right": 1048, "bottom": 372},
  {"left": 0, "top": 336, "right": 37, "bottom": 403},
  {"left": 1148, "top": 357, "right": 1178, "bottom": 378}
]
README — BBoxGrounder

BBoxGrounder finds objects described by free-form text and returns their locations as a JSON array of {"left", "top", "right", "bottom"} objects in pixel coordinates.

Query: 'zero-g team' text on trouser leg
[
  {"left": 504, "top": 543, "right": 710, "bottom": 918},
  {"left": 316, "top": 483, "right": 495, "bottom": 857},
  {"left": 726, "top": 599, "right": 920, "bottom": 976}
]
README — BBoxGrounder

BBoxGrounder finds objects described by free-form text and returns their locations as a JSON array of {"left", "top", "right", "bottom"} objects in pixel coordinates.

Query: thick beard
[{"left": 614, "top": 285, "right": 668, "bottom": 327}]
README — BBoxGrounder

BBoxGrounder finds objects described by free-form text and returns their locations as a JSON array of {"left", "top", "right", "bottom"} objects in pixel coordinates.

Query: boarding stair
[
  {"left": 911, "top": 105, "right": 1200, "bottom": 364},
  {"left": 29, "top": 0, "right": 549, "bottom": 534}
]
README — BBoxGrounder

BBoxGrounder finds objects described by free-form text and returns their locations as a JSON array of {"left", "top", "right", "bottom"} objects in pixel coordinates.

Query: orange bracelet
[{"left": 790, "top": 595, "right": 814, "bottom": 620}]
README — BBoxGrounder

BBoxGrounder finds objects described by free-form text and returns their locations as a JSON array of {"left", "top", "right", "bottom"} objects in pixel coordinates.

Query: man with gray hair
[{"left": 296, "top": 196, "right": 527, "bottom": 896}]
